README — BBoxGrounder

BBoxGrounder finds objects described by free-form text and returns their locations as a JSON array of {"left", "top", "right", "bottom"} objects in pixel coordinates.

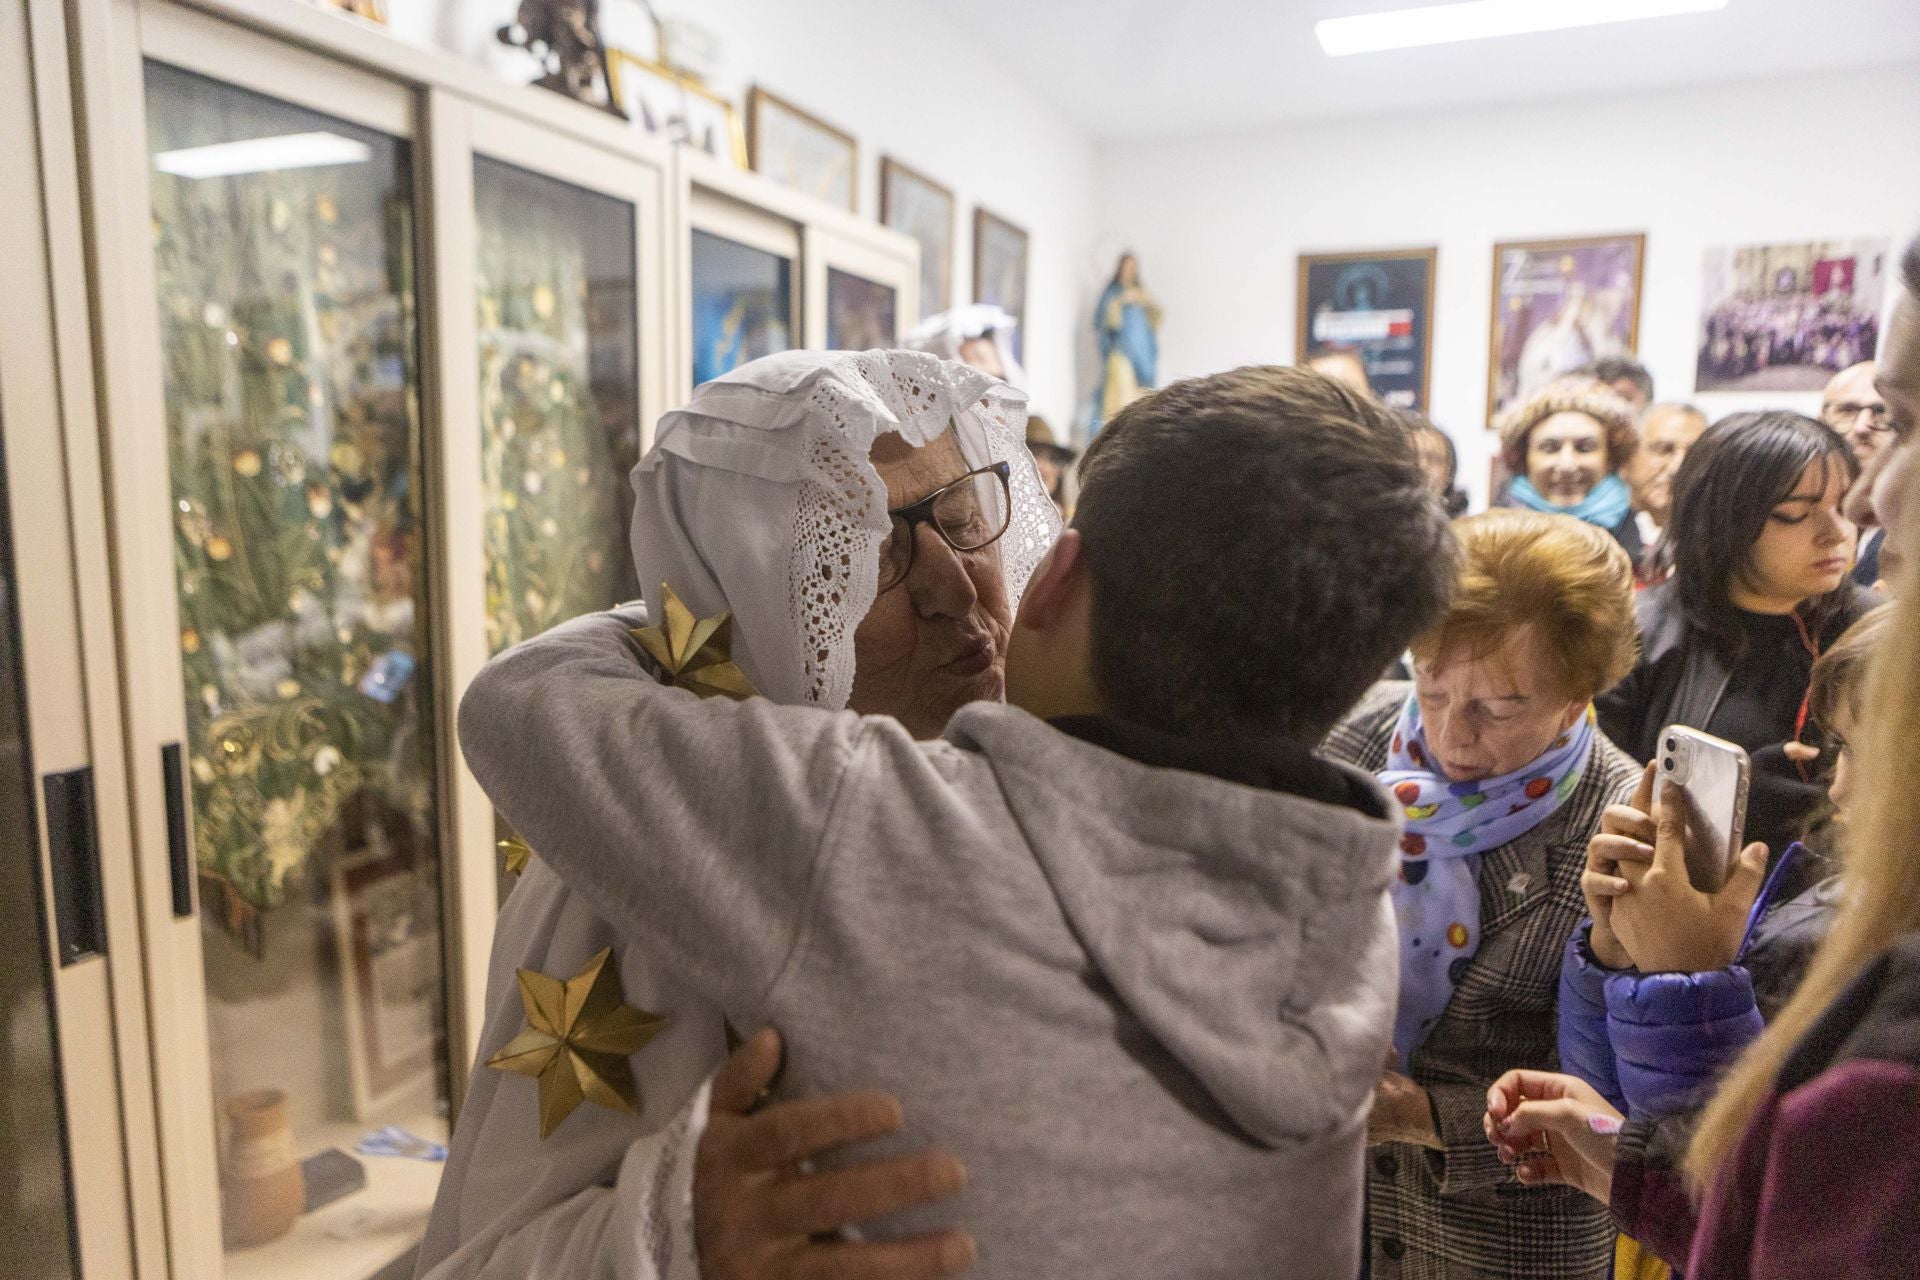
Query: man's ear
[{"left": 1014, "top": 529, "right": 1083, "bottom": 632}]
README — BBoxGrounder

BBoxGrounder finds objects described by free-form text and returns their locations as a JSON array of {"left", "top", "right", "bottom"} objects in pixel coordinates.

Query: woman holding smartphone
[{"left": 1595, "top": 411, "right": 1879, "bottom": 863}]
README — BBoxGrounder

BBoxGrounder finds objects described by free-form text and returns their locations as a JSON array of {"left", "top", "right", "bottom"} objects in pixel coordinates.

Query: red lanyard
[{"left": 1789, "top": 609, "right": 1820, "bottom": 780}]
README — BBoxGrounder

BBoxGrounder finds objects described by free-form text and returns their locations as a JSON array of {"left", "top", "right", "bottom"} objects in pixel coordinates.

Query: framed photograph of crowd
[
  {"left": 880, "top": 158, "right": 955, "bottom": 321},
  {"left": 1486, "top": 233, "right": 1645, "bottom": 420},
  {"left": 748, "top": 87, "right": 857, "bottom": 211},
  {"left": 1296, "top": 247, "right": 1437, "bottom": 411},
  {"left": 973, "top": 207, "right": 1029, "bottom": 361},
  {"left": 1695, "top": 239, "right": 1888, "bottom": 392}
]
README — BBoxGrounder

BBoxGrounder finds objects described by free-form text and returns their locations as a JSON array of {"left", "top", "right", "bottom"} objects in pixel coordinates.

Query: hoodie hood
[{"left": 947, "top": 703, "right": 1403, "bottom": 1146}]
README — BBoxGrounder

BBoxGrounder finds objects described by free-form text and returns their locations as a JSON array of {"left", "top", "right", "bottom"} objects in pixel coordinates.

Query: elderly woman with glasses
[{"left": 418, "top": 349, "right": 1057, "bottom": 1278}]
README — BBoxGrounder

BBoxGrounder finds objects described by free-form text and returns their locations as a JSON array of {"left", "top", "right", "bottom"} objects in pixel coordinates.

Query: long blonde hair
[{"left": 1687, "top": 459, "right": 1920, "bottom": 1185}]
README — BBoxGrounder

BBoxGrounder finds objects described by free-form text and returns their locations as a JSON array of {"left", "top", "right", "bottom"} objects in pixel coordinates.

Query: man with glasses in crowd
[{"left": 1822, "top": 360, "right": 1895, "bottom": 586}]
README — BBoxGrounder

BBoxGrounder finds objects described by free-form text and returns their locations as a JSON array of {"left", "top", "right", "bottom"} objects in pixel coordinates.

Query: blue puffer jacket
[{"left": 1557, "top": 843, "right": 1832, "bottom": 1118}]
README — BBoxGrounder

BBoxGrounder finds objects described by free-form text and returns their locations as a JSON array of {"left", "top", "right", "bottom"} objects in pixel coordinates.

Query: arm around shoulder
[{"left": 458, "top": 609, "right": 873, "bottom": 1021}]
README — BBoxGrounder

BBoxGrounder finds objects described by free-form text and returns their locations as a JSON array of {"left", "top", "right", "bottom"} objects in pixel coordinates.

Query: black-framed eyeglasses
[{"left": 878, "top": 460, "right": 1012, "bottom": 594}]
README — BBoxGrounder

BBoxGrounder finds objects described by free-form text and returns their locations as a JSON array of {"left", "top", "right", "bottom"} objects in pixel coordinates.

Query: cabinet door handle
[
  {"left": 161, "top": 742, "right": 193, "bottom": 918},
  {"left": 44, "top": 766, "right": 106, "bottom": 964}
]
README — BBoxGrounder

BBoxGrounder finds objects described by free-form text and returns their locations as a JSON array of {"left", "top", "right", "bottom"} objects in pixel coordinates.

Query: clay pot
[{"left": 221, "top": 1088, "right": 304, "bottom": 1249}]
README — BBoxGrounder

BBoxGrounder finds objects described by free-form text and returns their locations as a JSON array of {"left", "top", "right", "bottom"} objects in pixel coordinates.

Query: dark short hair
[
  {"left": 1665, "top": 411, "right": 1859, "bottom": 653},
  {"left": 1904, "top": 229, "right": 1920, "bottom": 298},
  {"left": 1578, "top": 356, "right": 1655, "bottom": 403},
  {"left": 1398, "top": 409, "right": 1469, "bottom": 517},
  {"left": 1073, "top": 366, "right": 1456, "bottom": 741}
]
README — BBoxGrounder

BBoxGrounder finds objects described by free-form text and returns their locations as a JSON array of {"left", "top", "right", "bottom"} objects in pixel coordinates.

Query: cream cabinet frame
[
  {"left": 424, "top": 91, "right": 674, "bottom": 1049},
  {"left": 60, "top": 0, "right": 678, "bottom": 1275},
  {"left": 33, "top": 0, "right": 921, "bottom": 1273},
  {"left": 3, "top": 0, "right": 168, "bottom": 1272}
]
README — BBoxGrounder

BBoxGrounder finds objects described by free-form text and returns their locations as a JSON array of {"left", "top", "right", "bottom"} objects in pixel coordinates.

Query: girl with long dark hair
[{"left": 1596, "top": 411, "right": 1878, "bottom": 860}]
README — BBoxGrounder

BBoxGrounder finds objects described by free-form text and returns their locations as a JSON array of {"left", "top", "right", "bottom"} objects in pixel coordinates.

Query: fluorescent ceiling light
[
  {"left": 153, "top": 131, "right": 372, "bottom": 180},
  {"left": 1316, "top": 0, "right": 1729, "bottom": 57}
]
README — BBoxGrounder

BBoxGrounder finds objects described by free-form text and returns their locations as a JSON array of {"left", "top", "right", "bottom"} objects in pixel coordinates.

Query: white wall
[
  {"left": 384, "top": 0, "right": 1104, "bottom": 435},
  {"left": 1094, "top": 63, "right": 1920, "bottom": 507}
]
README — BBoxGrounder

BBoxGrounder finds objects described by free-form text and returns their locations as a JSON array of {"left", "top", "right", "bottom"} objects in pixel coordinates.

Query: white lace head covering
[
  {"left": 903, "top": 305, "right": 1028, "bottom": 391},
  {"left": 630, "top": 349, "right": 1061, "bottom": 709}
]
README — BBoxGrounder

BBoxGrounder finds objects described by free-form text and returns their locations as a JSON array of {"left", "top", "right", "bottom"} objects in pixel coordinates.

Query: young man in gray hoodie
[{"left": 459, "top": 365, "right": 1456, "bottom": 1278}]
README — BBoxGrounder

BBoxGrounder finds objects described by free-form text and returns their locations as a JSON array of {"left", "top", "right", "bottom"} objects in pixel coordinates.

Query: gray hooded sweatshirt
[{"left": 459, "top": 610, "right": 1402, "bottom": 1278}]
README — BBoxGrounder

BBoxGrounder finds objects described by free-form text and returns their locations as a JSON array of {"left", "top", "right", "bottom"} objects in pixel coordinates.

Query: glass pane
[
  {"left": 0, "top": 419, "right": 80, "bottom": 1279},
  {"left": 475, "top": 156, "right": 641, "bottom": 655},
  {"left": 826, "top": 267, "right": 897, "bottom": 352},
  {"left": 690, "top": 228, "right": 793, "bottom": 387},
  {"left": 145, "top": 61, "right": 449, "bottom": 1278}
]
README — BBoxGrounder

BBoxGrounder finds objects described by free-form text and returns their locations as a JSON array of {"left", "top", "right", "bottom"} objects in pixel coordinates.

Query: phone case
[{"left": 1657, "top": 726, "right": 1751, "bottom": 892}]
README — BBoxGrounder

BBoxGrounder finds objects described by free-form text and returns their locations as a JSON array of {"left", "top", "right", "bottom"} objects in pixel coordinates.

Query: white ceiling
[{"left": 927, "top": 0, "right": 1920, "bottom": 141}]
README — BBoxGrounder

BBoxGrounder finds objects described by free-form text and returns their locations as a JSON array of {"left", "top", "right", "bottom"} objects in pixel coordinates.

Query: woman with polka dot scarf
[{"left": 1323, "top": 508, "right": 1643, "bottom": 1280}]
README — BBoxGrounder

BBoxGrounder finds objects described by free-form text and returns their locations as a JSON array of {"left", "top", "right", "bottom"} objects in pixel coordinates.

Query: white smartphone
[{"left": 1656, "top": 726, "right": 1752, "bottom": 892}]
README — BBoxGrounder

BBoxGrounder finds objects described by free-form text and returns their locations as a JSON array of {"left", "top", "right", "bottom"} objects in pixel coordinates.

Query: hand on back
[{"left": 696, "top": 1029, "right": 976, "bottom": 1280}]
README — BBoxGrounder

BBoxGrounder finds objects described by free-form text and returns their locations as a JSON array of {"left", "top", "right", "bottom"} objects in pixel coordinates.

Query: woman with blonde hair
[{"left": 1326, "top": 508, "right": 1642, "bottom": 1280}]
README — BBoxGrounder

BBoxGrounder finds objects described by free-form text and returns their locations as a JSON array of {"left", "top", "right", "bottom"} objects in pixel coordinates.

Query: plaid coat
[{"left": 1326, "top": 683, "right": 1640, "bottom": 1280}]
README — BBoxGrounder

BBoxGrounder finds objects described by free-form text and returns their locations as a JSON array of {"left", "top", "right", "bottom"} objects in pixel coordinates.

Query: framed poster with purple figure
[
  {"left": 1296, "top": 247, "right": 1437, "bottom": 411},
  {"left": 1488, "top": 233, "right": 1645, "bottom": 420}
]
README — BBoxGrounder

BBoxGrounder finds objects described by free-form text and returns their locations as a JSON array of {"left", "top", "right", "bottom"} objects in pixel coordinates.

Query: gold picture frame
[
  {"left": 748, "top": 86, "right": 858, "bottom": 212},
  {"left": 608, "top": 51, "right": 747, "bottom": 168},
  {"left": 880, "top": 157, "right": 955, "bottom": 320},
  {"left": 1487, "top": 232, "right": 1647, "bottom": 421},
  {"left": 972, "top": 206, "right": 1029, "bottom": 357}
]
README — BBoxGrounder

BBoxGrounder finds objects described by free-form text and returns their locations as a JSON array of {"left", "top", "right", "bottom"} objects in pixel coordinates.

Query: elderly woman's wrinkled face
[
  {"left": 849, "top": 430, "right": 1013, "bottom": 738},
  {"left": 1413, "top": 626, "right": 1588, "bottom": 783},
  {"left": 1525, "top": 412, "right": 1608, "bottom": 507}
]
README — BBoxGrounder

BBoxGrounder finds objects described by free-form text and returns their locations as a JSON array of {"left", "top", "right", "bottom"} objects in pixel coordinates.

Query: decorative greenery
[
  {"left": 149, "top": 69, "right": 433, "bottom": 921},
  {"left": 475, "top": 158, "right": 640, "bottom": 655}
]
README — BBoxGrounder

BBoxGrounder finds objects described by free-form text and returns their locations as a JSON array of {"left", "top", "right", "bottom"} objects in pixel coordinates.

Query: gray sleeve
[{"left": 457, "top": 609, "right": 871, "bottom": 1026}]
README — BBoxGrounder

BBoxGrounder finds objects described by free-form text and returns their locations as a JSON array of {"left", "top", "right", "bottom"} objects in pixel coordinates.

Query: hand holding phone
[{"left": 1656, "top": 726, "right": 1751, "bottom": 893}]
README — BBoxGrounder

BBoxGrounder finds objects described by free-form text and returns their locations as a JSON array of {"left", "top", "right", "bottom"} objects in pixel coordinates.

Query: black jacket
[{"left": 1596, "top": 579, "right": 1881, "bottom": 854}]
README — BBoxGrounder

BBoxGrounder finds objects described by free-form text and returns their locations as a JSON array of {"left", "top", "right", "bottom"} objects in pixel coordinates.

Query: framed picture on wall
[
  {"left": 748, "top": 87, "right": 857, "bottom": 211},
  {"left": 1695, "top": 239, "right": 1887, "bottom": 392},
  {"left": 1296, "top": 246, "right": 1437, "bottom": 411},
  {"left": 609, "top": 52, "right": 747, "bottom": 168},
  {"left": 1487, "top": 233, "right": 1646, "bottom": 420},
  {"left": 973, "top": 207, "right": 1029, "bottom": 361},
  {"left": 880, "top": 157, "right": 955, "bottom": 321}
]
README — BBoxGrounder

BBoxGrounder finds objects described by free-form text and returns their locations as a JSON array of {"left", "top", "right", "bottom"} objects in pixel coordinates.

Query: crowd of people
[{"left": 411, "top": 229, "right": 1920, "bottom": 1280}]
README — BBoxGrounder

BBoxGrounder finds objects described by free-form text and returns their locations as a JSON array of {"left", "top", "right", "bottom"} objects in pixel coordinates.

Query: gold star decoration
[
  {"left": 625, "top": 583, "right": 758, "bottom": 701},
  {"left": 498, "top": 834, "right": 533, "bottom": 876},
  {"left": 487, "top": 946, "right": 668, "bottom": 1139}
]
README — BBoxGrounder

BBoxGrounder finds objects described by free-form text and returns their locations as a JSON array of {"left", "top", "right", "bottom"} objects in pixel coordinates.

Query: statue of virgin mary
[{"left": 1090, "top": 252, "right": 1161, "bottom": 433}]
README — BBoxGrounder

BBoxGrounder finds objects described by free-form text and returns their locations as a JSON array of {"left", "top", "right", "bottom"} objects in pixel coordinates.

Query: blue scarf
[
  {"left": 1507, "top": 471, "right": 1632, "bottom": 532},
  {"left": 1379, "top": 695, "right": 1595, "bottom": 1062}
]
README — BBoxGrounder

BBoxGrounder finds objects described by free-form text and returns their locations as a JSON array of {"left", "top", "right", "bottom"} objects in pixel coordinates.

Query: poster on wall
[
  {"left": 973, "top": 207, "right": 1029, "bottom": 362},
  {"left": 1296, "top": 247, "right": 1437, "bottom": 411},
  {"left": 1695, "top": 239, "right": 1887, "bottom": 392},
  {"left": 880, "top": 158, "right": 955, "bottom": 322},
  {"left": 748, "top": 87, "right": 857, "bottom": 211},
  {"left": 1487, "top": 233, "right": 1645, "bottom": 420}
]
